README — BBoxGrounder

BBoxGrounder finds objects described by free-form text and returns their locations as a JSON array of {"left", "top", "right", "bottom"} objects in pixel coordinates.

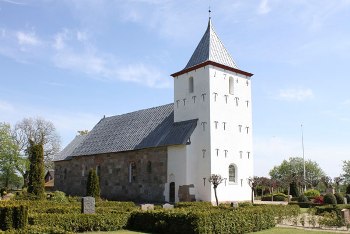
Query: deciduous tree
[
  {"left": 342, "top": 160, "right": 350, "bottom": 184},
  {"left": 0, "top": 123, "right": 22, "bottom": 189},
  {"left": 208, "top": 174, "right": 224, "bottom": 206}
]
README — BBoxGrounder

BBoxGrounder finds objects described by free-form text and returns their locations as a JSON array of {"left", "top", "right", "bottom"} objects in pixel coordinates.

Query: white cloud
[
  {"left": 16, "top": 31, "right": 41, "bottom": 46},
  {"left": 257, "top": 0, "right": 271, "bottom": 15},
  {"left": 0, "top": 0, "right": 26, "bottom": 5},
  {"left": 278, "top": 88, "right": 314, "bottom": 101}
]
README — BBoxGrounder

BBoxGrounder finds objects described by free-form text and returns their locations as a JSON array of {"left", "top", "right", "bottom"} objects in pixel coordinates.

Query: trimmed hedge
[
  {"left": 0, "top": 205, "right": 28, "bottom": 230},
  {"left": 261, "top": 193, "right": 287, "bottom": 201},
  {"left": 303, "top": 189, "right": 320, "bottom": 198},
  {"left": 315, "top": 204, "right": 350, "bottom": 216},
  {"left": 29, "top": 213, "right": 130, "bottom": 232},
  {"left": 127, "top": 205, "right": 299, "bottom": 234}
]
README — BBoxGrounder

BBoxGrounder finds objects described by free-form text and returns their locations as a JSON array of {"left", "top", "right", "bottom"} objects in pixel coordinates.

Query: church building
[{"left": 54, "top": 18, "right": 254, "bottom": 203}]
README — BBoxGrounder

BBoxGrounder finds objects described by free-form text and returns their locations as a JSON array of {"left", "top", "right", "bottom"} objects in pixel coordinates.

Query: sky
[{"left": 0, "top": 0, "right": 350, "bottom": 178}]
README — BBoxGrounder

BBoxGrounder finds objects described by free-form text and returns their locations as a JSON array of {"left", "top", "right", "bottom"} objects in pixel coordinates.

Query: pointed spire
[{"left": 184, "top": 18, "right": 238, "bottom": 70}]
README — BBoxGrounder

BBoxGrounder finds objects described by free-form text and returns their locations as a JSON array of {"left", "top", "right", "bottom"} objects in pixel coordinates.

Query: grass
[{"left": 250, "top": 227, "right": 344, "bottom": 234}]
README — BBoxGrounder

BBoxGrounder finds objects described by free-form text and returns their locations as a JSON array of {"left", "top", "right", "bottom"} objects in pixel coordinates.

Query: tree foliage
[
  {"left": 86, "top": 169, "right": 100, "bottom": 199},
  {"left": 27, "top": 140, "right": 45, "bottom": 199},
  {"left": 342, "top": 160, "right": 350, "bottom": 184},
  {"left": 0, "top": 123, "right": 22, "bottom": 189},
  {"left": 269, "top": 157, "right": 326, "bottom": 190}
]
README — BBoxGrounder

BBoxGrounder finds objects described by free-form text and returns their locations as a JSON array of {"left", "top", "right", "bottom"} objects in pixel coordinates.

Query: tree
[
  {"left": 86, "top": 169, "right": 100, "bottom": 198},
  {"left": 14, "top": 117, "right": 61, "bottom": 185},
  {"left": 27, "top": 139, "right": 45, "bottom": 199},
  {"left": 269, "top": 157, "right": 326, "bottom": 195},
  {"left": 208, "top": 174, "right": 224, "bottom": 206},
  {"left": 0, "top": 123, "right": 22, "bottom": 189},
  {"left": 247, "top": 177, "right": 258, "bottom": 204},
  {"left": 342, "top": 160, "right": 350, "bottom": 184}
]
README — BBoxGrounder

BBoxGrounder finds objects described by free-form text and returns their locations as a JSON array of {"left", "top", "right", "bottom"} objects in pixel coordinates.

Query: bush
[
  {"left": 318, "top": 211, "right": 344, "bottom": 227},
  {"left": 128, "top": 206, "right": 277, "bottom": 234},
  {"left": 0, "top": 205, "right": 28, "bottom": 230},
  {"left": 29, "top": 213, "right": 130, "bottom": 232},
  {"left": 174, "top": 202, "right": 212, "bottom": 209},
  {"left": 323, "top": 193, "right": 337, "bottom": 205},
  {"left": 298, "top": 195, "right": 309, "bottom": 202},
  {"left": 334, "top": 193, "right": 344, "bottom": 204},
  {"left": 261, "top": 193, "right": 287, "bottom": 201},
  {"left": 86, "top": 169, "right": 100, "bottom": 198},
  {"left": 313, "top": 195, "right": 324, "bottom": 204},
  {"left": 304, "top": 189, "right": 320, "bottom": 198},
  {"left": 49, "top": 191, "right": 68, "bottom": 203},
  {"left": 346, "top": 184, "right": 350, "bottom": 194}
]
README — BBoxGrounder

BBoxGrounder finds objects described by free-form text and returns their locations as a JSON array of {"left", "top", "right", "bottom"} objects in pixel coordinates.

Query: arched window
[
  {"left": 229, "top": 164, "right": 237, "bottom": 183},
  {"left": 229, "top": 77, "right": 234, "bottom": 95},
  {"left": 129, "top": 162, "right": 136, "bottom": 183},
  {"left": 147, "top": 161, "right": 152, "bottom": 173},
  {"left": 189, "top": 77, "right": 194, "bottom": 93}
]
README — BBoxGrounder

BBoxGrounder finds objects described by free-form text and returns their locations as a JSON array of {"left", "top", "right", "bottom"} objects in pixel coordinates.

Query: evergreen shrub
[
  {"left": 334, "top": 193, "right": 344, "bottom": 204},
  {"left": 323, "top": 193, "right": 337, "bottom": 205},
  {"left": 86, "top": 169, "right": 100, "bottom": 198},
  {"left": 0, "top": 205, "right": 28, "bottom": 230},
  {"left": 298, "top": 195, "right": 309, "bottom": 202},
  {"left": 304, "top": 189, "right": 320, "bottom": 198},
  {"left": 345, "top": 194, "right": 350, "bottom": 203},
  {"left": 27, "top": 141, "right": 45, "bottom": 199}
]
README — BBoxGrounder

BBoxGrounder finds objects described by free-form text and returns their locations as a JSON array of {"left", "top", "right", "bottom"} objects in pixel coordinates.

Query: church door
[{"left": 169, "top": 182, "right": 175, "bottom": 203}]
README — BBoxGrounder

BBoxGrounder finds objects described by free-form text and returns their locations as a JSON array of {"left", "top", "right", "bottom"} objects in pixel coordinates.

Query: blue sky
[{"left": 1, "top": 0, "right": 350, "bottom": 178}]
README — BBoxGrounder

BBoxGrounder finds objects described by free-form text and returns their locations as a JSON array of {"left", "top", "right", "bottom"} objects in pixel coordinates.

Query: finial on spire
[{"left": 208, "top": 6, "right": 211, "bottom": 19}]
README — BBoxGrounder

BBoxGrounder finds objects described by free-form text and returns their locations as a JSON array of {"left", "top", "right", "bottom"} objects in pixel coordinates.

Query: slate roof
[
  {"left": 56, "top": 104, "right": 197, "bottom": 160},
  {"left": 184, "top": 18, "right": 238, "bottom": 70},
  {"left": 53, "top": 134, "right": 87, "bottom": 161}
]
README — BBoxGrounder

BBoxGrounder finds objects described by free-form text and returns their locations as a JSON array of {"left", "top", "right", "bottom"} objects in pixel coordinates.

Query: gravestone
[
  {"left": 341, "top": 209, "right": 350, "bottom": 224},
  {"left": 162, "top": 203, "right": 174, "bottom": 209},
  {"left": 81, "top": 196, "right": 95, "bottom": 214},
  {"left": 344, "top": 197, "right": 347, "bottom": 204},
  {"left": 230, "top": 202, "right": 239, "bottom": 208},
  {"left": 141, "top": 204, "right": 154, "bottom": 211}
]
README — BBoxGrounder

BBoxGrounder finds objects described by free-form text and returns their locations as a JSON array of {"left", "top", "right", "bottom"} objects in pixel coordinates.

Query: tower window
[
  {"left": 229, "top": 77, "right": 234, "bottom": 95},
  {"left": 229, "top": 164, "right": 237, "bottom": 183},
  {"left": 189, "top": 77, "right": 194, "bottom": 93},
  {"left": 147, "top": 161, "right": 152, "bottom": 173}
]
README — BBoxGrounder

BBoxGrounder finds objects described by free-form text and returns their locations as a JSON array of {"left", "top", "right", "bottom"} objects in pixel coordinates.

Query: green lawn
[
  {"left": 250, "top": 227, "right": 344, "bottom": 234},
  {"left": 85, "top": 231, "right": 147, "bottom": 234}
]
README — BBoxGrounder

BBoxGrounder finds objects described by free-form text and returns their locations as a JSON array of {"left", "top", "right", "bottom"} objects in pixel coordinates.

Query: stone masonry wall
[{"left": 54, "top": 147, "right": 167, "bottom": 202}]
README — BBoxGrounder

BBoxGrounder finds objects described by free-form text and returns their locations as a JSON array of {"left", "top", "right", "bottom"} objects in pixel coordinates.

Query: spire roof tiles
[{"left": 184, "top": 18, "right": 238, "bottom": 70}]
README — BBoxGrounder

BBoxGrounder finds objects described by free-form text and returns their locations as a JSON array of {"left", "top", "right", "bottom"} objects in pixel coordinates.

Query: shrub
[
  {"left": 128, "top": 206, "right": 277, "bottom": 234},
  {"left": 27, "top": 141, "right": 45, "bottom": 199},
  {"left": 313, "top": 195, "right": 324, "bottom": 204},
  {"left": 29, "top": 213, "right": 130, "bottom": 232},
  {"left": 323, "top": 193, "right": 337, "bottom": 205},
  {"left": 86, "top": 169, "right": 100, "bottom": 198},
  {"left": 261, "top": 193, "right": 286, "bottom": 201},
  {"left": 50, "top": 191, "right": 68, "bottom": 203},
  {"left": 298, "top": 195, "right": 309, "bottom": 202},
  {"left": 304, "top": 189, "right": 320, "bottom": 198},
  {"left": 318, "top": 211, "right": 344, "bottom": 227},
  {"left": 0, "top": 205, "right": 28, "bottom": 230},
  {"left": 174, "top": 202, "right": 212, "bottom": 209},
  {"left": 346, "top": 184, "right": 350, "bottom": 194},
  {"left": 334, "top": 193, "right": 344, "bottom": 204}
]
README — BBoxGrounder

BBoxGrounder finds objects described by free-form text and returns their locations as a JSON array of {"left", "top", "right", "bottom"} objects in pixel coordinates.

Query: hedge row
[
  {"left": 0, "top": 205, "right": 28, "bottom": 231},
  {"left": 127, "top": 205, "right": 299, "bottom": 234},
  {"left": 315, "top": 204, "right": 350, "bottom": 216},
  {"left": 29, "top": 212, "right": 130, "bottom": 232}
]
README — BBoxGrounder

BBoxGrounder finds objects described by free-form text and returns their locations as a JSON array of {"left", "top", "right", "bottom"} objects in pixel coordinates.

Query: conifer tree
[
  {"left": 86, "top": 169, "right": 100, "bottom": 198},
  {"left": 27, "top": 139, "right": 45, "bottom": 199}
]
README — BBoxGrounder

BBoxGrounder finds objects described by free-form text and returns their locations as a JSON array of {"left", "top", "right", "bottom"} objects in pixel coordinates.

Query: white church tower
[{"left": 166, "top": 18, "right": 254, "bottom": 203}]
